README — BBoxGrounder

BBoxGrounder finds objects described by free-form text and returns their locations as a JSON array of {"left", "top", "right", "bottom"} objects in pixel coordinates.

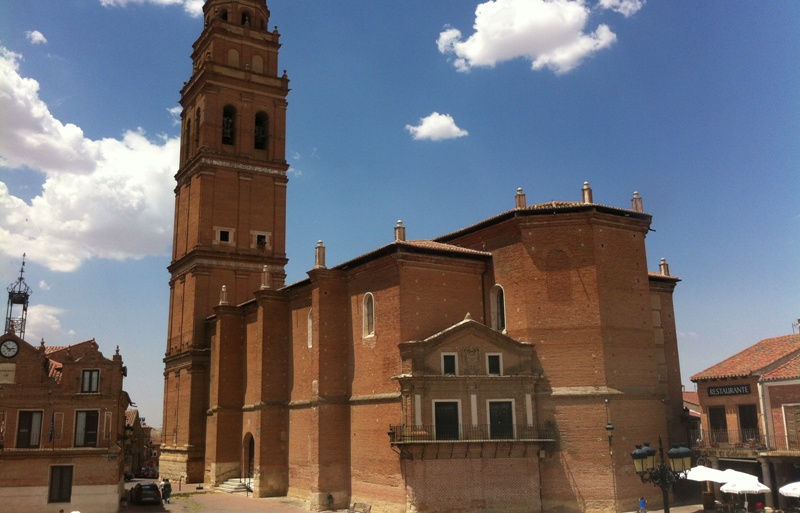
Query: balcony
[
  {"left": 691, "top": 429, "right": 765, "bottom": 451},
  {"left": 388, "top": 424, "right": 556, "bottom": 460},
  {"left": 388, "top": 424, "right": 557, "bottom": 444}
]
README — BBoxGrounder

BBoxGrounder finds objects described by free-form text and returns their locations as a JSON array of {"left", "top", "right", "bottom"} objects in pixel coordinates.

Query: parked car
[
  {"left": 124, "top": 471, "right": 135, "bottom": 481},
  {"left": 137, "top": 466, "right": 153, "bottom": 478},
  {"left": 130, "top": 482, "right": 161, "bottom": 505}
]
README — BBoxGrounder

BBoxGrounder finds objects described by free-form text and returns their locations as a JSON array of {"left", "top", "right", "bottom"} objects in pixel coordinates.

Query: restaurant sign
[{"left": 707, "top": 384, "right": 751, "bottom": 397}]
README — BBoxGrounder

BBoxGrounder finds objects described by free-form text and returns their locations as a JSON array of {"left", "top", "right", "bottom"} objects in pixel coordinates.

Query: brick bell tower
[{"left": 161, "top": 0, "right": 289, "bottom": 482}]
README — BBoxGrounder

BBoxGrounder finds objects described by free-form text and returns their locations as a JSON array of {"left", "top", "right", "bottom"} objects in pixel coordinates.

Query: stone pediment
[{"left": 398, "top": 316, "right": 535, "bottom": 377}]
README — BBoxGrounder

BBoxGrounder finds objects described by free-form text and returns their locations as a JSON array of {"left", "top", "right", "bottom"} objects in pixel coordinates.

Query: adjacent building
[
  {"left": 691, "top": 333, "right": 800, "bottom": 510},
  {"left": 0, "top": 259, "right": 130, "bottom": 513},
  {"left": 160, "top": 2, "right": 687, "bottom": 512},
  {"left": 0, "top": 330, "right": 130, "bottom": 512}
]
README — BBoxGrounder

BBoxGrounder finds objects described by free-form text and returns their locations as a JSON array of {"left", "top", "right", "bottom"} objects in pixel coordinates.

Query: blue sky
[{"left": 1, "top": 0, "right": 798, "bottom": 428}]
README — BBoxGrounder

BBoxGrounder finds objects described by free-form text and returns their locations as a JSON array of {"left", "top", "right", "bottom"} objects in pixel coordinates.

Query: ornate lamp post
[{"left": 630, "top": 436, "right": 692, "bottom": 513}]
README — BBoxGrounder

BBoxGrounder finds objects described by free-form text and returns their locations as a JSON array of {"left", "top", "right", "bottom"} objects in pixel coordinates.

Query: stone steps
[{"left": 216, "top": 478, "right": 252, "bottom": 494}]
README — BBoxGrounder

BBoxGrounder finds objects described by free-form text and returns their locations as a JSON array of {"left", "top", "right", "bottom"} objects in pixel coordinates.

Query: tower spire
[{"left": 6, "top": 254, "right": 32, "bottom": 339}]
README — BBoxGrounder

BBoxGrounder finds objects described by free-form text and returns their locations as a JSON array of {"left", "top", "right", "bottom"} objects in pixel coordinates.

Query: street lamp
[{"left": 630, "top": 436, "right": 692, "bottom": 513}]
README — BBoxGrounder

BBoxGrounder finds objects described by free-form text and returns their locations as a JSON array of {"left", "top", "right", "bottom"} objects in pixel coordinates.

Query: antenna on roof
[{"left": 793, "top": 318, "right": 800, "bottom": 334}]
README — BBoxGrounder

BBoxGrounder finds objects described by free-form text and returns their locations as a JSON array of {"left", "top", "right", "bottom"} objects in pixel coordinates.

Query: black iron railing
[
  {"left": 388, "top": 424, "right": 556, "bottom": 444},
  {"left": 691, "top": 429, "right": 766, "bottom": 449}
]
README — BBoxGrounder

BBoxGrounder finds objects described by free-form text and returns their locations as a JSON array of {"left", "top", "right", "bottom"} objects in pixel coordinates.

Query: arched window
[
  {"left": 307, "top": 309, "right": 313, "bottom": 349},
  {"left": 220, "top": 10, "right": 228, "bottom": 21},
  {"left": 254, "top": 112, "right": 268, "bottom": 150},
  {"left": 241, "top": 11, "right": 251, "bottom": 26},
  {"left": 183, "top": 119, "right": 191, "bottom": 159},
  {"left": 222, "top": 105, "right": 236, "bottom": 145},
  {"left": 194, "top": 108, "right": 201, "bottom": 147},
  {"left": 363, "top": 293, "right": 375, "bottom": 337},
  {"left": 490, "top": 285, "right": 506, "bottom": 332}
]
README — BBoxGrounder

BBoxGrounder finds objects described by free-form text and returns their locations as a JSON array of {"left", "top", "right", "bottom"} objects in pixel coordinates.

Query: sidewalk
[{"left": 633, "top": 504, "right": 705, "bottom": 513}]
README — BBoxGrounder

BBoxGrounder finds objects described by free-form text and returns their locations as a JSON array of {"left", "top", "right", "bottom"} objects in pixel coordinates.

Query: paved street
[
  {"left": 123, "top": 480, "right": 310, "bottom": 513},
  {"left": 122, "top": 479, "right": 705, "bottom": 513}
]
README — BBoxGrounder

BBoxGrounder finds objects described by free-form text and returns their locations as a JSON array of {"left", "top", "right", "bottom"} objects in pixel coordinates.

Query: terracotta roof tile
[
  {"left": 125, "top": 409, "right": 139, "bottom": 426},
  {"left": 691, "top": 334, "right": 800, "bottom": 381},
  {"left": 396, "top": 240, "right": 491, "bottom": 256},
  {"left": 683, "top": 391, "right": 699, "bottom": 406},
  {"left": 761, "top": 353, "right": 800, "bottom": 381},
  {"left": 435, "top": 200, "right": 650, "bottom": 242}
]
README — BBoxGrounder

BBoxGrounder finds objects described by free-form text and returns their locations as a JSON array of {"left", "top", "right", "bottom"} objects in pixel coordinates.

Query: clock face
[{"left": 0, "top": 340, "right": 19, "bottom": 358}]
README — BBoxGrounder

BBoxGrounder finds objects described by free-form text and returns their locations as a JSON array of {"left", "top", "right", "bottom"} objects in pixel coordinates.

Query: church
[{"left": 160, "top": 2, "right": 687, "bottom": 512}]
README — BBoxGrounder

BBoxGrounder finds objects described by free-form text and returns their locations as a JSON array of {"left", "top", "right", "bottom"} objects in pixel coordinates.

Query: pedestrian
[
  {"left": 160, "top": 477, "right": 172, "bottom": 504},
  {"left": 639, "top": 496, "right": 647, "bottom": 513}
]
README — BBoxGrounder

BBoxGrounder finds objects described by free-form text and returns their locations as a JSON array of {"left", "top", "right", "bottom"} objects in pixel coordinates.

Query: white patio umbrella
[
  {"left": 779, "top": 482, "right": 800, "bottom": 498},
  {"left": 721, "top": 468, "right": 761, "bottom": 483},
  {"left": 686, "top": 465, "right": 730, "bottom": 484},
  {"left": 721, "top": 477, "right": 770, "bottom": 510}
]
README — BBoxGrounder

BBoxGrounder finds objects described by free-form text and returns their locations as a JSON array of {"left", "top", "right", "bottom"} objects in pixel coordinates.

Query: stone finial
[
  {"left": 219, "top": 285, "right": 229, "bottom": 305},
  {"left": 394, "top": 220, "right": 406, "bottom": 242},
  {"left": 464, "top": 312, "right": 472, "bottom": 321},
  {"left": 515, "top": 188, "right": 527, "bottom": 209},
  {"left": 582, "top": 182, "right": 593, "bottom": 204},
  {"left": 314, "top": 241, "right": 326, "bottom": 269},
  {"left": 261, "top": 265, "right": 271, "bottom": 290},
  {"left": 660, "top": 258, "right": 670, "bottom": 276},
  {"left": 632, "top": 191, "right": 644, "bottom": 213}
]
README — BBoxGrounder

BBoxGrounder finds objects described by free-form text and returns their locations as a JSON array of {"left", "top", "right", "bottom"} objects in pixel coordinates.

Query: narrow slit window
[
  {"left": 254, "top": 112, "right": 268, "bottom": 150},
  {"left": 363, "top": 293, "right": 375, "bottom": 337}
]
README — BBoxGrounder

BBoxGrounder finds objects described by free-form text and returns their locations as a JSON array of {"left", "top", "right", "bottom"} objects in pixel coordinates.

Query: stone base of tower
[{"left": 159, "top": 446, "right": 206, "bottom": 484}]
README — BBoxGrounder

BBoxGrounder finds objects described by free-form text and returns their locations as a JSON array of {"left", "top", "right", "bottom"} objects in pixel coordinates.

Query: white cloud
[
  {"left": 0, "top": 47, "right": 178, "bottom": 273},
  {"left": 405, "top": 112, "right": 469, "bottom": 141},
  {"left": 24, "top": 304, "right": 69, "bottom": 344},
  {"left": 99, "top": 0, "right": 203, "bottom": 17},
  {"left": 25, "top": 31, "right": 48, "bottom": 45},
  {"left": 598, "top": 0, "right": 645, "bottom": 17},
  {"left": 168, "top": 106, "right": 182, "bottom": 126},
  {"left": 39, "top": 280, "right": 50, "bottom": 291},
  {"left": 438, "top": 0, "right": 619, "bottom": 74}
]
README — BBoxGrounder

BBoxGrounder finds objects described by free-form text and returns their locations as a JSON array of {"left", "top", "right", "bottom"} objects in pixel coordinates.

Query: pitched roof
[
  {"left": 436, "top": 200, "right": 651, "bottom": 243},
  {"left": 683, "top": 391, "right": 699, "bottom": 407},
  {"left": 691, "top": 334, "right": 800, "bottom": 382},
  {"left": 761, "top": 352, "right": 800, "bottom": 381},
  {"left": 125, "top": 409, "right": 140, "bottom": 426}
]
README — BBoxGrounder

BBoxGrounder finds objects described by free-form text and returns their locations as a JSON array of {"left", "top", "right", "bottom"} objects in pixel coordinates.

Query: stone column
[{"left": 758, "top": 458, "right": 774, "bottom": 509}]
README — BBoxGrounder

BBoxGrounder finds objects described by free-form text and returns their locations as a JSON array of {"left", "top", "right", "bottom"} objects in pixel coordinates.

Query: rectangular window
[
  {"left": 81, "top": 369, "right": 100, "bottom": 393},
  {"left": 738, "top": 404, "right": 759, "bottom": 442},
  {"left": 75, "top": 410, "right": 99, "bottom": 447},
  {"left": 49, "top": 465, "right": 73, "bottom": 503},
  {"left": 17, "top": 411, "right": 43, "bottom": 448},
  {"left": 784, "top": 405, "right": 800, "bottom": 450},
  {"left": 487, "top": 354, "right": 502, "bottom": 375},
  {"left": 708, "top": 406, "right": 728, "bottom": 443},
  {"left": 251, "top": 231, "right": 271, "bottom": 249},
  {"left": 214, "top": 226, "right": 235, "bottom": 245},
  {"left": 442, "top": 353, "right": 457, "bottom": 375},
  {"left": 434, "top": 401, "right": 460, "bottom": 440},
  {"left": 489, "top": 400, "right": 514, "bottom": 440}
]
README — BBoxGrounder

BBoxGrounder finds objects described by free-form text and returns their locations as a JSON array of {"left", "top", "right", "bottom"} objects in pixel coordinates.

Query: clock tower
[{"left": 161, "top": 0, "right": 289, "bottom": 482}]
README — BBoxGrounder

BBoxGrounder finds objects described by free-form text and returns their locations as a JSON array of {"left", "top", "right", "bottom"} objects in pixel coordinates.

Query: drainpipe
[{"left": 757, "top": 381, "right": 769, "bottom": 449}]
